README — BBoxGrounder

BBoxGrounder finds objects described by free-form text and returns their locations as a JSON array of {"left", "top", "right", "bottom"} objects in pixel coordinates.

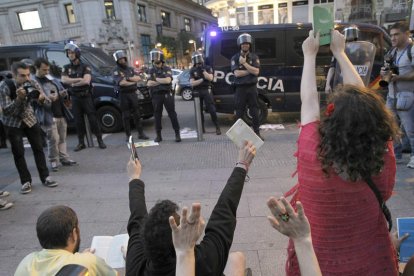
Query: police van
[
  {"left": 0, "top": 43, "right": 154, "bottom": 133},
  {"left": 203, "top": 23, "right": 391, "bottom": 123}
]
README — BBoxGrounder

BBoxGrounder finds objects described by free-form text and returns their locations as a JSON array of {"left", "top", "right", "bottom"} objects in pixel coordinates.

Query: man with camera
[
  {"left": 381, "top": 22, "right": 414, "bottom": 168},
  {"left": 33, "top": 58, "right": 77, "bottom": 172},
  {"left": 0, "top": 62, "right": 58, "bottom": 194},
  {"left": 112, "top": 50, "right": 149, "bottom": 142},
  {"left": 61, "top": 43, "right": 106, "bottom": 151}
]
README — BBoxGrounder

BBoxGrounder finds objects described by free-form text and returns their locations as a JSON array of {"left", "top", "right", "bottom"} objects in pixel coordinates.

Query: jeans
[
  {"left": 44, "top": 117, "right": 70, "bottom": 163},
  {"left": 5, "top": 123, "right": 49, "bottom": 184},
  {"left": 386, "top": 92, "right": 414, "bottom": 158}
]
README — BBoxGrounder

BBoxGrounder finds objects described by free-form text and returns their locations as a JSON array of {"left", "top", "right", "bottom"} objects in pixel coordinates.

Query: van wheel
[
  {"left": 97, "top": 106, "right": 122, "bottom": 133},
  {"left": 243, "top": 98, "right": 268, "bottom": 125},
  {"left": 181, "top": 88, "right": 193, "bottom": 101}
]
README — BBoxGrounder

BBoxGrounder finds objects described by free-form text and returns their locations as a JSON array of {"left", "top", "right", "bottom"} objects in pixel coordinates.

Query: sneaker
[
  {"left": 42, "top": 177, "right": 58, "bottom": 188},
  {"left": 407, "top": 156, "right": 414, "bottom": 169},
  {"left": 0, "top": 199, "right": 13, "bottom": 210},
  {"left": 20, "top": 182, "right": 32, "bottom": 194},
  {"left": 74, "top": 143, "right": 86, "bottom": 152},
  {"left": 61, "top": 160, "right": 77, "bottom": 166},
  {"left": 51, "top": 161, "right": 59, "bottom": 172},
  {"left": 0, "top": 191, "right": 10, "bottom": 198}
]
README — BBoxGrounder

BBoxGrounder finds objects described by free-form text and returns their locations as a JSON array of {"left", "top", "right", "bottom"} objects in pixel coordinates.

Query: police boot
[
  {"left": 0, "top": 139, "right": 7, "bottom": 148},
  {"left": 97, "top": 136, "right": 107, "bottom": 149},
  {"left": 215, "top": 125, "right": 222, "bottom": 135},
  {"left": 175, "top": 130, "right": 182, "bottom": 143},
  {"left": 154, "top": 131, "right": 162, "bottom": 143},
  {"left": 74, "top": 139, "right": 86, "bottom": 152},
  {"left": 137, "top": 123, "right": 149, "bottom": 140}
]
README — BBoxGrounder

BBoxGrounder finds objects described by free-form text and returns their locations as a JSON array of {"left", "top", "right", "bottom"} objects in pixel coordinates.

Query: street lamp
[
  {"left": 156, "top": 42, "right": 162, "bottom": 48},
  {"left": 189, "top": 39, "right": 197, "bottom": 52}
]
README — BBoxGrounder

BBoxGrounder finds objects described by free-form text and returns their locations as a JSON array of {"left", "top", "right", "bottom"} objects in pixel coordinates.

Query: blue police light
[{"left": 210, "top": 31, "right": 217, "bottom": 37}]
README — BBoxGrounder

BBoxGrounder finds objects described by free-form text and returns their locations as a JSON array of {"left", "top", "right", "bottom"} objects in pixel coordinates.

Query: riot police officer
[
  {"left": 230, "top": 33, "right": 263, "bottom": 140},
  {"left": 112, "top": 50, "right": 149, "bottom": 142},
  {"left": 147, "top": 48, "right": 181, "bottom": 142},
  {"left": 189, "top": 52, "right": 221, "bottom": 135},
  {"left": 61, "top": 43, "right": 106, "bottom": 151}
]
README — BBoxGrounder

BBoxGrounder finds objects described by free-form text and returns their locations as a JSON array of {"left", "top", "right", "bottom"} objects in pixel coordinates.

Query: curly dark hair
[
  {"left": 143, "top": 200, "right": 179, "bottom": 264},
  {"left": 318, "top": 85, "right": 399, "bottom": 181}
]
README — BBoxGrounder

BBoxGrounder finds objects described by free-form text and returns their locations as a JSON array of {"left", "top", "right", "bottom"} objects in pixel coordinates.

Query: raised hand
[
  {"left": 330, "top": 30, "right": 346, "bottom": 56},
  {"left": 127, "top": 159, "right": 142, "bottom": 180},
  {"left": 302, "top": 30, "right": 320, "bottom": 57},
  {"left": 237, "top": 141, "right": 256, "bottom": 166},
  {"left": 169, "top": 203, "right": 205, "bottom": 253}
]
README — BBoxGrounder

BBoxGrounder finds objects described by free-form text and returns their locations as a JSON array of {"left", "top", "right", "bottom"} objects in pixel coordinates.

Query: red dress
[{"left": 286, "top": 121, "right": 398, "bottom": 276}]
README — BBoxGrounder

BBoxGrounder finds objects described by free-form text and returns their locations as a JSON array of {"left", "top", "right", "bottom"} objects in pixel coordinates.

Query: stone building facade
[{"left": 0, "top": 0, "right": 217, "bottom": 67}]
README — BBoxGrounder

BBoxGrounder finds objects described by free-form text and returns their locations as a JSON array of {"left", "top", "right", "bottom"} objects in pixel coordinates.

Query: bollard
[
  {"left": 193, "top": 91, "right": 203, "bottom": 141},
  {"left": 84, "top": 114, "right": 94, "bottom": 147}
]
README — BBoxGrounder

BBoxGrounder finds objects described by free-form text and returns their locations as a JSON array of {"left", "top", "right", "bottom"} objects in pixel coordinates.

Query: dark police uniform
[
  {"left": 148, "top": 65, "right": 180, "bottom": 133},
  {"left": 230, "top": 51, "right": 260, "bottom": 133},
  {"left": 62, "top": 62, "right": 102, "bottom": 144},
  {"left": 189, "top": 65, "right": 220, "bottom": 132},
  {"left": 113, "top": 65, "right": 147, "bottom": 139}
]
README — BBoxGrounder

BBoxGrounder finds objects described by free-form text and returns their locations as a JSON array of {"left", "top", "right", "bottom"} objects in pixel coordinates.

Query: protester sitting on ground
[
  {"left": 0, "top": 190, "right": 13, "bottom": 210},
  {"left": 15, "top": 205, "right": 118, "bottom": 275},
  {"left": 125, "top": 141, "right": 256, "bottom": 275},
  {"left": 284, "top": 29, "right": 399, "bottom": 275},
  {"left": 169, "top": 203, "right": 206, "bottom": 276},
  {"left": 267, "top": 197, "right": 322, "bottom": 276}
]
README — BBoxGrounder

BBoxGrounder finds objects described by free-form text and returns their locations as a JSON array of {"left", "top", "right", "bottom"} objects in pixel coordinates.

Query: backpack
[
  {"left": 389, "top": 43, "right": 413, "bottom": 63},
  {"left": 4, "top": 79, "right": 17, "bottom": 100}
]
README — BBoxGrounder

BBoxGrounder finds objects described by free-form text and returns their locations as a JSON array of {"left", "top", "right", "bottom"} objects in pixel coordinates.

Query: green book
[{"left": 313, "top": 5, "right": 334, "bottom": 46}]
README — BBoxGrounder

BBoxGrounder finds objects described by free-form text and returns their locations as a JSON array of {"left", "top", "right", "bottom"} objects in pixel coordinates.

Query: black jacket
[{"left": 125, "top": 167, "right": 247, "bottom": 276}]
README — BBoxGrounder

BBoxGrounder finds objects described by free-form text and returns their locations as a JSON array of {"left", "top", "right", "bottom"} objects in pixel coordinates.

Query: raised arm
[
  {"left": 300, "top": 30, "right": 320, "bottom": 125},
  {"left": 267, "top": 197, "right": 322, "bottom": 276},
  {"left": 170, "top": 203, "right": 206, "bottom": 276},
  {"left": 330, "top": 30, "right": 364, "bottom": 87}
]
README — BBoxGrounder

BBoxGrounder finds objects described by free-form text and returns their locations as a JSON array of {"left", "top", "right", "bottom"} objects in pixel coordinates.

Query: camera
[
  {"left": 22, "top": 82, "right": 40, "bottom": 100},
  {"left": 379, "top": 53, "right": 399, "bottom": 87}
]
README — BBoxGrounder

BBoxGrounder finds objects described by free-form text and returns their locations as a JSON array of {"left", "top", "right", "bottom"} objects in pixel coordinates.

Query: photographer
[
  {"left": 33, "top": 58, "right": 77, "bottom": 172},
  {"left": 0, "top": 62, "right": 58, "bottom": 194},
  {"left": 381, "top": 22, "right": 414, "bottom": 168}
]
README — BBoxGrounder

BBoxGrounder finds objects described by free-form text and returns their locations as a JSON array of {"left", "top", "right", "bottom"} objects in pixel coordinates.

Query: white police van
[{"left": 203, "top": 23, "right": 391, "bottom": 124}]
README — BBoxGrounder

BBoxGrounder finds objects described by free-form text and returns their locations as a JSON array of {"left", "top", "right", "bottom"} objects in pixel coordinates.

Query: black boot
[
  {"left": 175, "top": 130, "right": 182, "bottom": 142},
  {"left": 74, "top": 143, "right": 86, "bottom": 152},
  {"left": 215, "top": 126, "right": 221, "bottom": 135},
  {"left": 0, "top": 140, "right": 7, "bottom": 148},
  {"left": 154, "top": 131, "right": 162, "bottom": 142},
  {"left": 97, "top": 137, "right": 107, "bottom": 149}
]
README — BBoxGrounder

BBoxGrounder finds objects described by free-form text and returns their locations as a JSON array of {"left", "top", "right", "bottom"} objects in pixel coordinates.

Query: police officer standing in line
[
  {"left": 147, "top": 48, "right": 181, "bottom": 142},
  {"left": 190, "top": 51, "right": 221, "bottom": 135},
  {"left": 231, "top": 33, "right": 263, "bottom": 140},
  {"left": 112, "top": 50, "right": 149, "bottom": 142},
  {"left": 61, "top": 43, "right": 106, "bottom": 151}
]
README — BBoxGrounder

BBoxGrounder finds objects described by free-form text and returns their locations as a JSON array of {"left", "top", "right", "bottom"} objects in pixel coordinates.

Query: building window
[
  {"left": 18, "top": 10, "right": 42, "bottom": 30},
  {"left": 161, "top": 11, "right": 171, "bottom": 27},
  {"left": 141, "top": 34, "right": 151, "bottom": 64},
  {"left": 65, "top": 3, "right": 76, "bottom": 24},
  {"left": 184, "top": 18, "right": 191, "bottom": 32},
  {"left": 201, "top": 22, "right": 207, "bottom": 31},
  {"left": 104, "top": 0, "right": 116, "bottom": 19},
  {"left": 138, "top": 4, "right": 147, "bottom": 22}
]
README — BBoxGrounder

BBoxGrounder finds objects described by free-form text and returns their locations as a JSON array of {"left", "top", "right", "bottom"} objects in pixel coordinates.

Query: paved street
[{"left": 1, "top": 97, "right": 413, "bottom": 275}]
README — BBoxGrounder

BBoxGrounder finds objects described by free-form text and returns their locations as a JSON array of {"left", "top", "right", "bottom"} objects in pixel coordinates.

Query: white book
[
  {"left": 90, "top": 233, "right": 129, "bottom": 269},
  {"left": 226, "top": 119, "right": 264, "bottom": 150}
]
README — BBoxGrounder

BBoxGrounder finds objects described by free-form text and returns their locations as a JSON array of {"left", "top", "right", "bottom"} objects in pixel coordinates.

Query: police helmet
[
  {"left": 344, "top": 26, "right": 359, "bottom": 42},
  {"left": 113, "top": 50, "right": 128, "bottom": 63},
  {"left": 191, "top": 51, "right": 204, "bottom": 65},
  {"left": 237, "top": 33, "right": 252, "bottom": 47},
  {"left": 64, "top": 43, "right": 81, "bottom": 58},
  {"left": 150, "top": 48, "right": 164, "bottom": 63}
]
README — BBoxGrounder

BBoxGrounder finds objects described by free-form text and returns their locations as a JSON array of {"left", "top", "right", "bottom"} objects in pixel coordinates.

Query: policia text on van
[
  {"left": 203, "top": 23, "right": 391, "bottom": 124},
  {"left": 0, "top": 42, "right": 154, "bottom": 133}
]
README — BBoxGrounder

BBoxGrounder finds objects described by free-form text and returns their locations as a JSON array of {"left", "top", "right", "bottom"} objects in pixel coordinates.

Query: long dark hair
[{"left": 318, "top": 85, "right": 399, "bottom": 181}]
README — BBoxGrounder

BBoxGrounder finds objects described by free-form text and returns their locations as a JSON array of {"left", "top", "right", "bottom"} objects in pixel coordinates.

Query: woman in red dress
[{"left": 286, "top": 30, "right": 399, "bottom": 275}]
